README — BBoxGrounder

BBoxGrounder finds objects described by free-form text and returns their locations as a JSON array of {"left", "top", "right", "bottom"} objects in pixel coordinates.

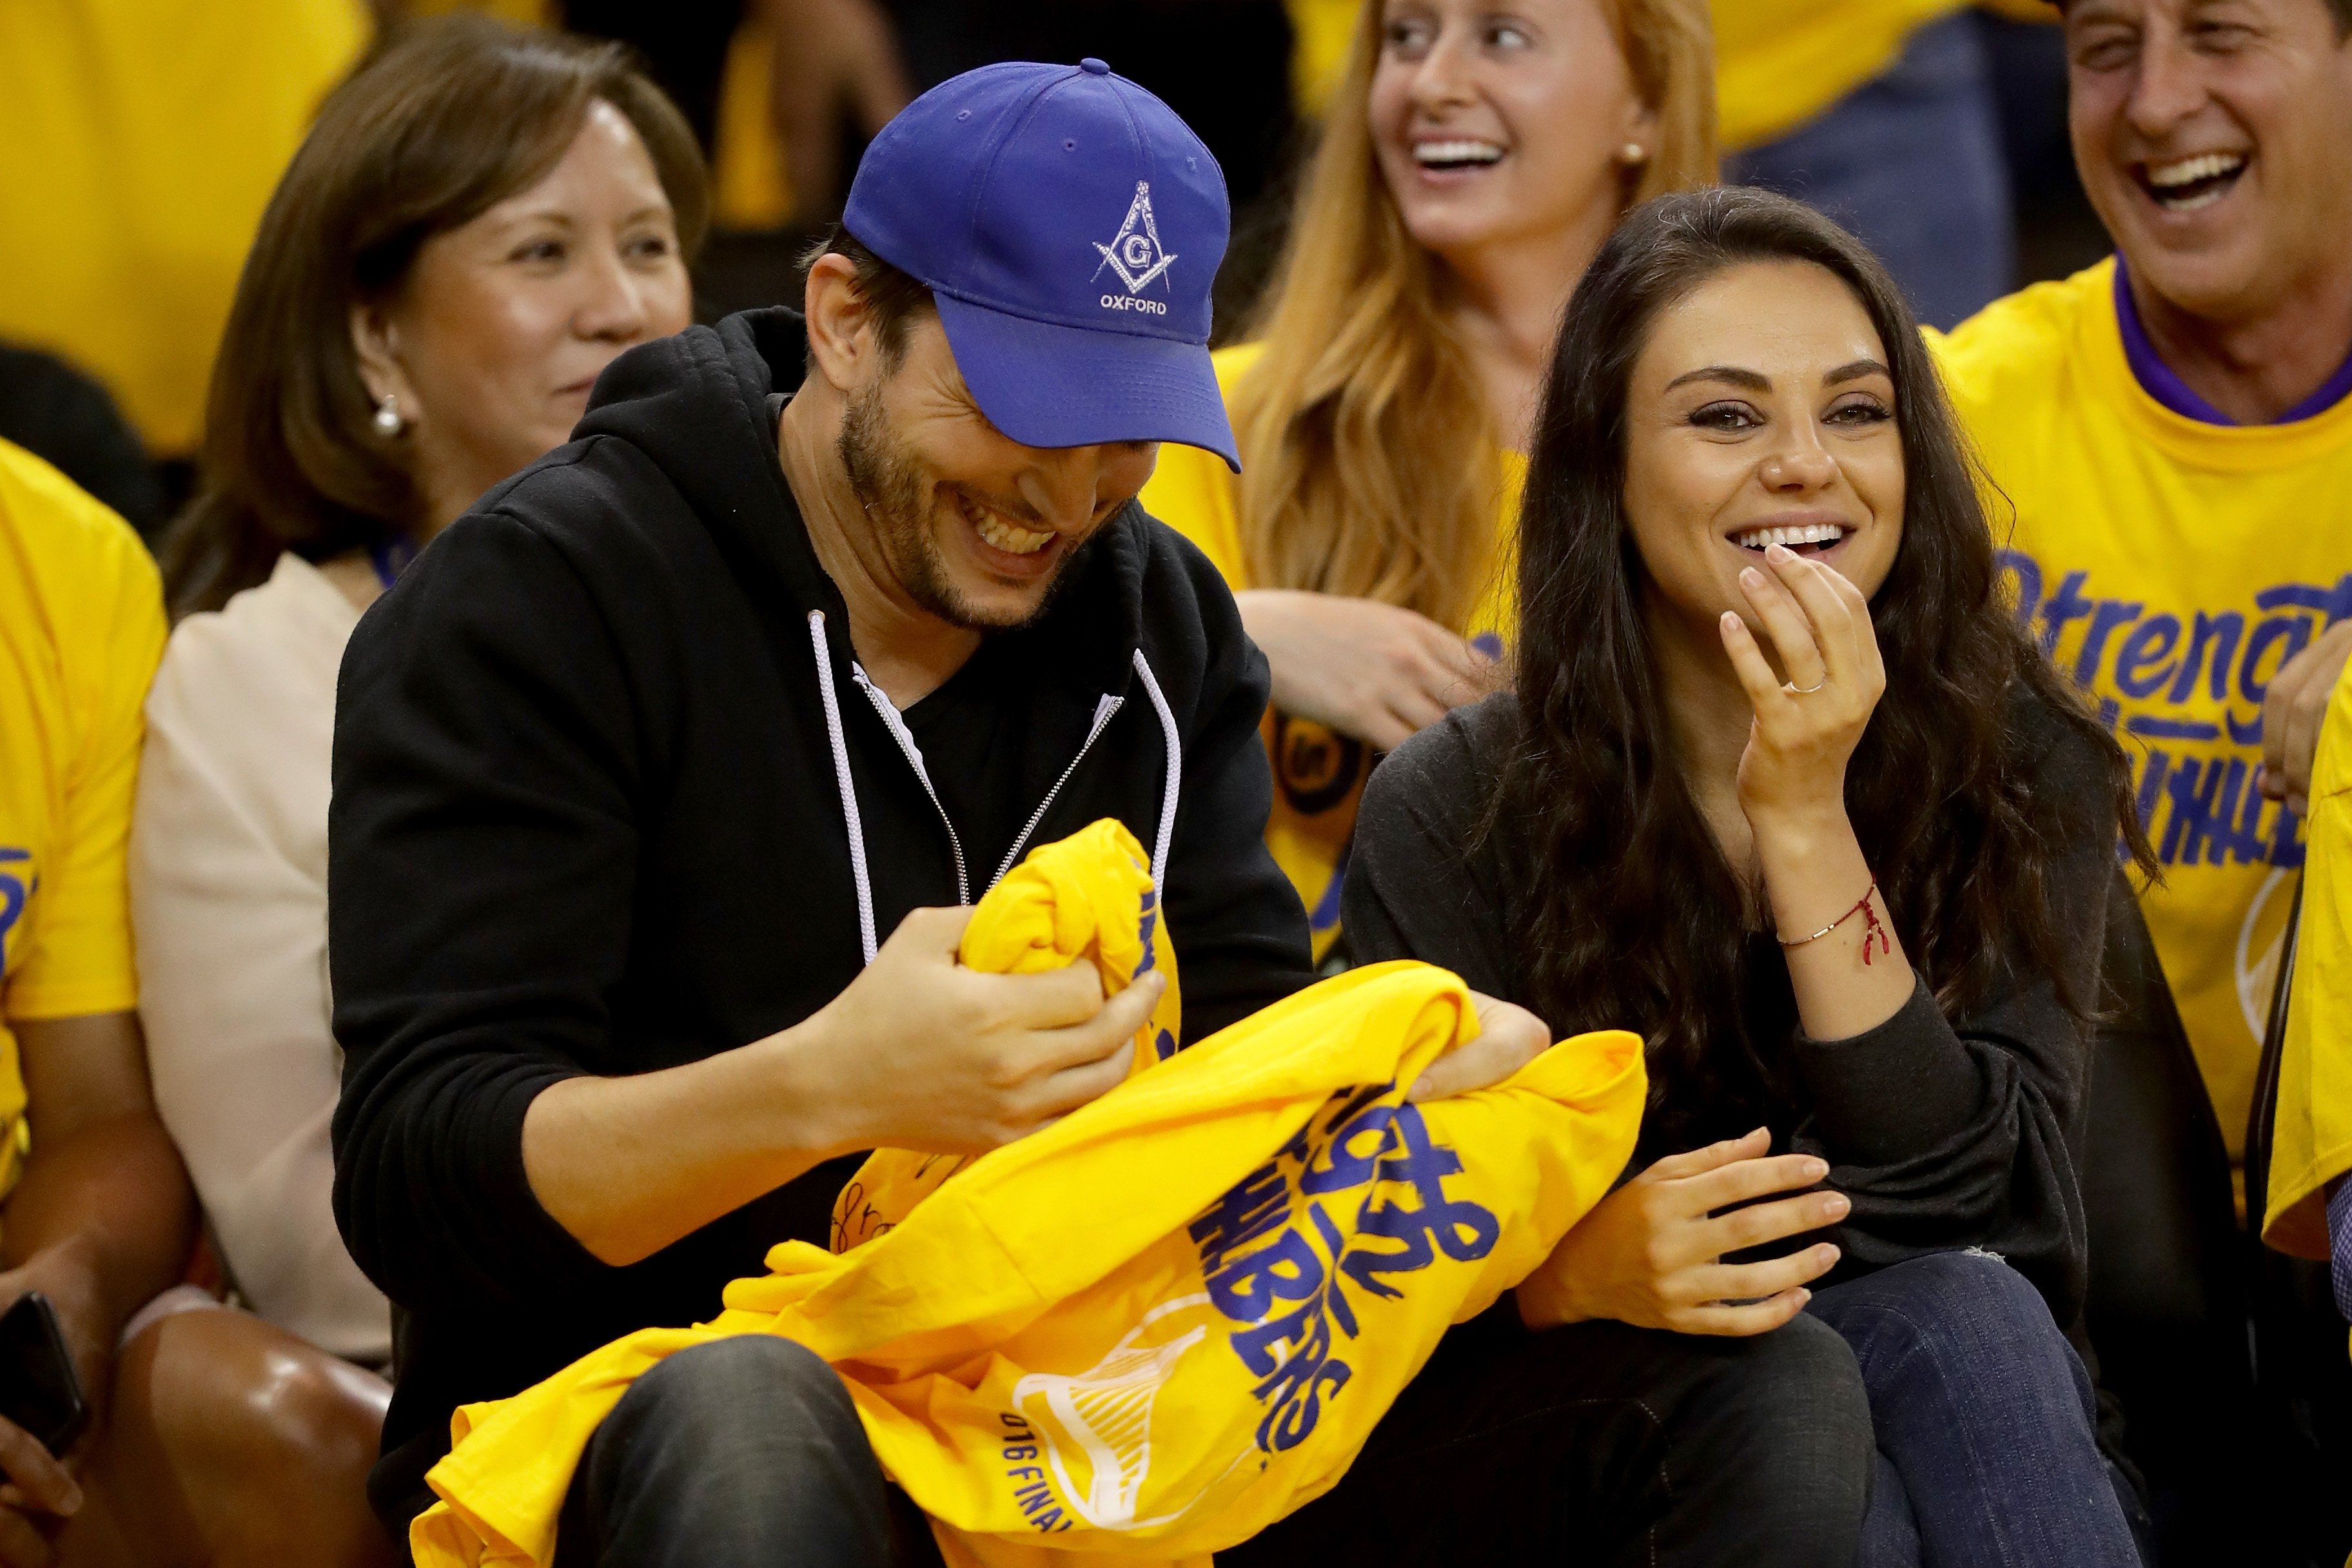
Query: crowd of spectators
[{"left": 0, "top": 1, "right": 2347, "bottom": 1564}]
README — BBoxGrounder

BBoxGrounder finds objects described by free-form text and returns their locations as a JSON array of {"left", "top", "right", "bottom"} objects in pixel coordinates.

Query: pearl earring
[
  {"left": 1620, "top": 142, "right": 1649, "bottom": 166},
  {"left": 372, "top": 394, "right": 403, "bottom": 436}
]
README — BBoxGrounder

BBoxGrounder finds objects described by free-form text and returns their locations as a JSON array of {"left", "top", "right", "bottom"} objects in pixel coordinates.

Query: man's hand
[
  {"left": 1407, "top": 992, "right": 1549, "bottom": 1103},
  {"left": 0, "top": 1012, "right": 197, "bottom": 1565},
  {"left": 798, "top": 906, "right": 1164, "bottom": 1155},
  {"left": 0, "top": 1400, "right": 79, "bottom": 1567},
  {"left": 2260, "top": 619, "right": 2352, "bottom": 818},
  {"left": 759, "top": 0, "right": 912, "bottom": 217},
  {"left": 1514, "top": 1129, "right": 1847, "bottom": 1336},
  {"left": 0, "top": 1255, "right": 100, "bottom": 1567},
  {"left": 1237, "top": 590, "right": 1500, "bottom": 753}
]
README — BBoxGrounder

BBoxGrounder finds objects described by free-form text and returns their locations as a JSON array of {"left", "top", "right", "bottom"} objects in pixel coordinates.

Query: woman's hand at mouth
[
  {"left": 1718, "top": 541, "right": 1885, "bottom": 832},
  {"left": 1722, "top": 542, "right": 1914, "bottom": 1041}
]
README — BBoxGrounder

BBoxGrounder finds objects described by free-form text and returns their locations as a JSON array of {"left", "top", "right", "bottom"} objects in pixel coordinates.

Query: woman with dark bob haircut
[
  {"left": 1348, "top": 186, "right": 2151, "bottom": 1563},
  {"left": 123, "top": 17, "right": 700, "bottom": 1555}
]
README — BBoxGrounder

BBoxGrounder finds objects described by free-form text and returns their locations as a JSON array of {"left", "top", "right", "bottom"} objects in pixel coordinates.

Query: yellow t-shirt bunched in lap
[
  {"left": 412, "top": 819, "right": 1643, "bottom": 1568},
  {"left": 0, "top": 441, "right": 167, "bottom": 1197},
  {"left": 1932, "top": 258, "right": 2352, "bottom": 1159},
  {"left": 1139, "top": 343, "right": 1521, "bottom": 966}
]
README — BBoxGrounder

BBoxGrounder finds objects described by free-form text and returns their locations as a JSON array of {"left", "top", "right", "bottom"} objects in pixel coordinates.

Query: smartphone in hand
[{"left": 0, "top": 1293, "right": 88, "bottom": 1456}]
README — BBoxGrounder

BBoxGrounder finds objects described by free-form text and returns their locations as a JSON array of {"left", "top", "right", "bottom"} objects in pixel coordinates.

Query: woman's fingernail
[
  {"left": 1767, "top": 543, "right": 1794, "bottom": 562},
  {"left": 1820, "top": 1244, "right": 1842, "bottom": 1264},
  {"left": 1823, "top": 1194, "right": 1850, "bottom": 1219},
  {"left": 1801, "top": 1157, "right": 1828, "bottom": 1180},
  {"left": 1740, "top": 566, "right": 1764, "bottom": 586},
  {"left": 1795, "top": 1288, "right": 1812, "bottom": 1306}
]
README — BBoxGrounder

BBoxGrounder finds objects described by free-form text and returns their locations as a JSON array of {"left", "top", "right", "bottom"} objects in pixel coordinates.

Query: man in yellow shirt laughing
[{"left": 1931, "top": 0, "right": 2352, "bottom": 1160}]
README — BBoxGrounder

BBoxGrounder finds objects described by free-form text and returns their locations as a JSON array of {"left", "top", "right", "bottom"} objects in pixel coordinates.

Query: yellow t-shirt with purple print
[
  {"left": 408, "top": 818, "right": 1645, "bottom": 1568},
  {"left": 1931, "top": 257, "right": 2352, "bottom": 1160},
  {"left": 0, "top": 440, "right": 166, "bottom": 1198},
  {"left": 1138, "top": 344, "right": 1520, "bottom": 966}
]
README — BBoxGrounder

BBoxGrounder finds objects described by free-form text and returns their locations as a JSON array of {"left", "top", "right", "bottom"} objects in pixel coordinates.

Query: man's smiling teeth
[
  {"left": 2144, "top": 152, "right": 2247, "bottom": 212},
  {"left": 1733, "top": 522, "right": 1845, "bottom": 551},
  {"left": 961, "top": 496, "right": 1054, "bottom": 556},
  {"left": 1415, "top": 138, "right": 1504, "bottom": 169}
]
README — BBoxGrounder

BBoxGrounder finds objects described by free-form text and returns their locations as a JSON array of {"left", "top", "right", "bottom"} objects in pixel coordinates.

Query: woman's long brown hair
[
  {"left": 1495, "top": 187, "right": 2151, "bottom": 1151},
  {"left": 1230, "top": 0, "right": 1715, "bottom": 632},
  {"left": 160, "top": 15, "right": 707, "bottom": 618}
]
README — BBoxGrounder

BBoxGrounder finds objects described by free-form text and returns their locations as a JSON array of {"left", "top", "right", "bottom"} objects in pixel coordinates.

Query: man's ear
[
  {"left": 803, "top": 253, "right": 879, "bottom": 394},
  {"left": 349, "top": 302, "right": 418, "bottom": 415}
]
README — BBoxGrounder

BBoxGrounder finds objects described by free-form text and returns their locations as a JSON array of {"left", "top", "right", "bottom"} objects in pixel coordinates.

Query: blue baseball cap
[{"left": 843, "top": 59, "right": 1239, "bottom": 470}]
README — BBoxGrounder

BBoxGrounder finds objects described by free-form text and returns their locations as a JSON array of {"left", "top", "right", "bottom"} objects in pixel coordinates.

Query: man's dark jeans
[
  {"left": 552, "top": 1309, "right": 1874, "bottom": 1567},
  {"left": 1810, "top": 1250, "right": 2146, "bottom": 1567}
]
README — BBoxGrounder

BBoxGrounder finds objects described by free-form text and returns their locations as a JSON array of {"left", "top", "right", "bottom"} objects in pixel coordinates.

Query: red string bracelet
[{"left": 1777, "top": 879, "right": 1890, "bottom": 965}]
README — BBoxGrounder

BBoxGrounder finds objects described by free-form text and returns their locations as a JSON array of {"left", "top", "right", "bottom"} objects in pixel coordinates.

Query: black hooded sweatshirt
[{"left": 327, "top": 308, "right": 1315, "bottom": 1525}]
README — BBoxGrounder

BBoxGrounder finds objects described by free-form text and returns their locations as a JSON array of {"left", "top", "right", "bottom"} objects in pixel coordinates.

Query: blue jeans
[
  {"left": 1810, "top": 1251, "right": 2144, "bottom": 1567},
  {"left": 554, "top": 1337, "right": 943, "bottom": 1567},
  {"left": 1727, "top": 12, "right": 2014, "bottom": 330},
  {"left": 553, "top": 1310, "right": 1875, "bottom": 1567}
]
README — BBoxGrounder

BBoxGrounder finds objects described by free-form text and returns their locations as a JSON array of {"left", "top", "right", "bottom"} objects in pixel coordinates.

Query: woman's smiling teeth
[
  {"left": 1734, "top": 522, "right": 1846, "bottom": 552},
  {"left": 2141, "top": 152, "right": 2248, "bottom": 213},
  {"left": 1414, "top": 138, "right": 1505, "bottom": 170},
  {"left": 959, "top": 494, "right": 1054, "bottom": 556}
]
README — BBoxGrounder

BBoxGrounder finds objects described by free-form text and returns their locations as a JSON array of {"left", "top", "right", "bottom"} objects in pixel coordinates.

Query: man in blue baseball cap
[{"left": 326, "top": 61, "right": 1871, "bottom": 1567}]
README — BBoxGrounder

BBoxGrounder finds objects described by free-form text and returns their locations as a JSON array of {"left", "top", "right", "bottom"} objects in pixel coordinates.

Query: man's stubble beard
[{"left": 838, "top": 375, "right": 1085, "bottom": 634}]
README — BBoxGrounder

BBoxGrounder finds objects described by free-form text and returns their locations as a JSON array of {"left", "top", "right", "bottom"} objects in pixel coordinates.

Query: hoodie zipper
[
  {"left": 848, "top": 665, "right": 971, "bottom": 905},
  {"left": 989, "top": 694, "right": 1125, "bottom": 891},
  {"left": 812, "top": 612, "right": 1180, "bottom": 967}
]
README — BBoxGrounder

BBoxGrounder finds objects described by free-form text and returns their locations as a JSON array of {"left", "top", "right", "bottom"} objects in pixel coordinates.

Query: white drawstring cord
[
  {"left": 1131, "top": 650, "right": 1181, "bottom": 896},
  {"left": 809, "top": 611, "right": 878, "bottom": 965},
  {"left": 810, "top": 611, "right": 1180, "bottom": 961}
]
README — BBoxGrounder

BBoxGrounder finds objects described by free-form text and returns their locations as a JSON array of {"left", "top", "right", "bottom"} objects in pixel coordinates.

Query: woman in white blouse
[{"left": 134, "top": 16, "right": 700, "bottom": 1370}]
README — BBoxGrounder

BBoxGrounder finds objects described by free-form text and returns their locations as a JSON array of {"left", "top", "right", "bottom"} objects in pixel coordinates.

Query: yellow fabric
[
  {"left": 1137, "top": 343, "right": 1522, "bottom": 963},
  {"left": 710, "top": 18, "right": 797, "bottom": 231},
  {"left": 1710, "top": 0, "right": 1965, "bottom": 151},
  {"left": 0, "top": 441, "right": 168, "bottom": 1199},
  {"left": 1932, "top": 257, "right": 2352, "bottom": 1162},
  {"left": 410, "top": 0, "right": 553, "bottom": 24},
  {"left": 2263, "top": 672, "right": 2352, "bottom": 1260},
  {"left": 0, "top": 0, "right": 368, "bottom": 455},
  {"left": 411, "top": 819, "right": 1645, "bottom": 1568},
  {"left": 1286, "top": 0, "right": 1364, "bottom": 119}
]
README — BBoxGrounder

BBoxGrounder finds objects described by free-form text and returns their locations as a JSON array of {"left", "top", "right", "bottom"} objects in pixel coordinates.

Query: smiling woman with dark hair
[{"left": 1348, "top": 186, "right": 2153, "bottom": 1564}]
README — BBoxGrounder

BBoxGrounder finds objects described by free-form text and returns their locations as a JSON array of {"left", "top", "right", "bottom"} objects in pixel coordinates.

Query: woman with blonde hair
[{"left": 1141, "top": 0, "right": 1714, "bottom": 963}]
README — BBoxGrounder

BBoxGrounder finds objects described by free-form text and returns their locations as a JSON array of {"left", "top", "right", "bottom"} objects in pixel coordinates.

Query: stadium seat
[
  {"left": 2242, "top": 879, "right": 2352, "bottom": 1568},
  {"left": 2081, "top": 870, "right": 2260, "bottom": 1565}
]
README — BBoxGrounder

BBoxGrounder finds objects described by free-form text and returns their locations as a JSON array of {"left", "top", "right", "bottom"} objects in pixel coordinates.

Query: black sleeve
[
  {"left": 1157, "top": 546, "right": 1317, "bottom": 1042},
  {"left": 1792, "top": 718, "right": 2114, "bottom": 1322},
  {"left": 1342, "top": 705, "right": 1522, "bottom": 1002},
  {"left": 328, "top": 511, "right": 640, "bottom": 1317}
]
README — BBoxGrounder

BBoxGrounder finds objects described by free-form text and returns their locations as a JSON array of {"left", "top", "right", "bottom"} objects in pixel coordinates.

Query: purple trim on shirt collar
[{"left": 2113, "top": 257, "right": 2352, "bottom": 425}]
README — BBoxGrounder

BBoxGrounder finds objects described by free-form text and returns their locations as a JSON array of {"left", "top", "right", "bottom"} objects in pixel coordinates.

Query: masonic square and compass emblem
[{"left": 1093, "top": 181, "right": 1179, "bottom": 301}]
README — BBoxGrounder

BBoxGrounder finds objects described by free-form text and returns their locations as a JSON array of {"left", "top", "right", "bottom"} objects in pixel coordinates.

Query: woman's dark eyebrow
[
  {"left": 1663, "top": 365, "right": 1769, "bottom": 393},
  {"left": 1825, "top": 358, "right": 1892, "bottom": 385}
]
